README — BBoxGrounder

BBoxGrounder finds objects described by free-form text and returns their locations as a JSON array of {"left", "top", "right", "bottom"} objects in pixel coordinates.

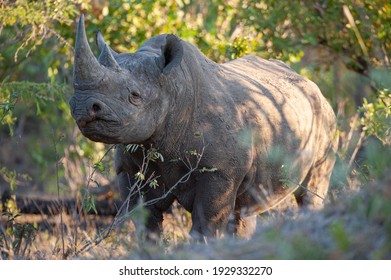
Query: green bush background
[{"left": 0, "top": 0, "right": 390, "bottom": 259}]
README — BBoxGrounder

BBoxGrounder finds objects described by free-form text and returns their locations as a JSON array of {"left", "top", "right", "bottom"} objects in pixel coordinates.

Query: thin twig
[
  {"left": 76, "top": 145, "right": 205, "bottom": 254},
  {"left": 341, "top": 114, "right": 359, "bottom": 158},
  {"left": 76, "top": 144, "right": 115, "bottom": 221},
  {"left": 52, "top": 132, "right": 66, "bottom": 259},
  {"left": 282, "top": 178, "right": 325, "bottom": 201},
  {"left": 342, "top": 5, "right": 369, "bottom": 57},
  {"left": 348, "top": 131, "right": 365, "bottom": 171},
  {"left": 73, "top": 144, "right": 115, "bottom": 254}
]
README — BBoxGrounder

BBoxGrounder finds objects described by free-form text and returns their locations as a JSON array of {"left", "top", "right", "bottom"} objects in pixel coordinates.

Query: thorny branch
[
  {"left": 73, "top": 144, "right": 115, "bottom": 254},
  {"left": 76, "top": 144, "right": 206, "bottom": 254},
  {"left": 76, "top": 144, "right": 116, "bottom": 220}
]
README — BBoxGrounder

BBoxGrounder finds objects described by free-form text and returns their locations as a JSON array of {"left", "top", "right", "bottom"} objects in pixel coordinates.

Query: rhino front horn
[{"left": 74, "top": 14, "right": 105, "bottom": 88}]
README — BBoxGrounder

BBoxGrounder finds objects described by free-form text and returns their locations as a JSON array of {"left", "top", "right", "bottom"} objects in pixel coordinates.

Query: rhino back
[
  {"left": 211, "top": 55, "right": 336, "bottom": 212},
  {"left": 218, "top": 55, "right": 331, "bottom": 156}
]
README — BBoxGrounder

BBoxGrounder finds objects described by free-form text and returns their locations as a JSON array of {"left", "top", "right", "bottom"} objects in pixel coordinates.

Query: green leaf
[
  {"left": 93, "top": 162, "right": 105, "bottom": 172},
  {"left": 84, "top": 194, "right": 98, "bottom": 214},
  {"left": 149, "top": 178, "right": 159, "bottom": 189},
  {"left": 125, "top": 144, "right": 140, "bottom": 153},
  {"left": 193, "top": 131, "right": 202, "bottom": 138},
  {"left": 134, "top": 171, "right": 145, "bottom": 181},
  {"left": 199, "top": 167, "right": 218, "bottom": 173}
]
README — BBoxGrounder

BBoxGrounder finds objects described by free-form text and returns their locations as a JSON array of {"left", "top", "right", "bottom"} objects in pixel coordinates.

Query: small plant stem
[
  {"left": 53, "top": 133, "right": 65, "bottom": 259},
  {"left": 73, "top": 144, "right": 115, "bottom": 254},
  {"left": 347, "top": 131, "right": 365, "bottom": 171}
]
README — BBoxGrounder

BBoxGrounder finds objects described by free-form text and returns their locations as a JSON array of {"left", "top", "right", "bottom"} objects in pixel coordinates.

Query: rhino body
[{"left": 70, "top": 16, "right": 337, "bottom": 238}]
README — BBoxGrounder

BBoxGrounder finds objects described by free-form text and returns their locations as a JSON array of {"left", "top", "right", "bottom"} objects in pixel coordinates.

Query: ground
[{"left": 1, "top": 172, "right": 390, "bottom": 259}]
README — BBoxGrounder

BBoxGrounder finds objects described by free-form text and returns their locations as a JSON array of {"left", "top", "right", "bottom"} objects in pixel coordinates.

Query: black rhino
[{"left": 70, "top": 15, "right": 338, "bottom": 238}]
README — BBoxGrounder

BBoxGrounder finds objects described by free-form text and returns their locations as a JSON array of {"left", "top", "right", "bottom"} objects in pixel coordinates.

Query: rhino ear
[{"left": 157, "top": 35, "right": 183, "bottom": 75}]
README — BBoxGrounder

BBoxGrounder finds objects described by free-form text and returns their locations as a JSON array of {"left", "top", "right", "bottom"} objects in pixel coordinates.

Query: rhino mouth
[
  {"left": 76, "top": 114, "right": 97, "bottom": 128},
  {"left": 78, "top": 119, "right": 122, "bottom": 143}
]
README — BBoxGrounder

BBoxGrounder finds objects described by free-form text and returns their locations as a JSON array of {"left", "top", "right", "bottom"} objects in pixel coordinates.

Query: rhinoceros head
[{"left": 69, "top": 15, "right": 183, "bottom": 144}]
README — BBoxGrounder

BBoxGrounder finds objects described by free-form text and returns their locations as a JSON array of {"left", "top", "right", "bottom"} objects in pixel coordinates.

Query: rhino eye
[{"left": 127, "top": 88, "right": 141, "bottom": 104}]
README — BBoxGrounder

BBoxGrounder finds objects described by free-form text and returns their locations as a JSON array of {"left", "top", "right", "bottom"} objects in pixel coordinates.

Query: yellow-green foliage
[
  {"left": 0, "top": 0, "right": 390, "bottom": 260},
  {"left": 360, "top": 89, "right": 391, "bottom": 146}
]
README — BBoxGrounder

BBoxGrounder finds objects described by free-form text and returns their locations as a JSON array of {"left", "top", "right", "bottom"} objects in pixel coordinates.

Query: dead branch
[{"left": 76, "top": 144, "right": 205, "bottom": 254}]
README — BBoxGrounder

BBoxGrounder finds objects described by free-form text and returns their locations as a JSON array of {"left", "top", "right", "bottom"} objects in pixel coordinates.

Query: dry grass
[{"left": 1, "top": 172, "right": 390, "bottom": 260}]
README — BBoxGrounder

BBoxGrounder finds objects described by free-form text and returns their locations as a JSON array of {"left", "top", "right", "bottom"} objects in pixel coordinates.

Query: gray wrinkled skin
[{"left": 70, "top": 16, "right": 338, "bottom": 238}]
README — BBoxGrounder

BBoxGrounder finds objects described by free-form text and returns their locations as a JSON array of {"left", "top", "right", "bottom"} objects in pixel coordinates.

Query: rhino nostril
[
  {"left": 85, "top": 99, "right": 104, "bottom": 117},
  {"left": 92, "top": 103, "right": 101, "bottom": 113}
]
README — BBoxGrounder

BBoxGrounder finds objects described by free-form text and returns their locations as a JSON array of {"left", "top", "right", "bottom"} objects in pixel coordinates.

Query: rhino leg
[
  {"left": 294, "top": 150, "right": 336, "bottom": 209},
  {"left": 144, "top": 206, "right": 164, "bottom": 240},
  {"left": 189, "top": 173, "right": 237, "bottom": 238},
  {"left": 227, "top": 214, "right": 257, "bottom": 239}
]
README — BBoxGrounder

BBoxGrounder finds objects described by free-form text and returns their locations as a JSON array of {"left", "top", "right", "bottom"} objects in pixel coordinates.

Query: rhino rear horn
[
  {"left": 98, "top": 44, "right": 121, "bottom": 71},
  {"left": 156, "top": 34, "right": 183, "bottom": 75},
  {"left": 74, "top": 14, "right": 105, "bottom": 87},
  {"left": 96, "top": 31, "right": 119, "bottom": 56}
]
